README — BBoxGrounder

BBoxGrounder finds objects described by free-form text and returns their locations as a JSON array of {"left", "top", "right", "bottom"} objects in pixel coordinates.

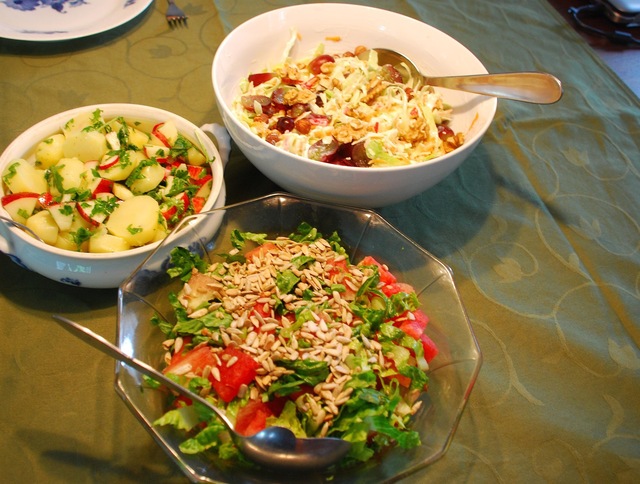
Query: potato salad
[
  {"left": 233, "top": 41, "right": 464, "bottom": 167},
  {"left": 1, "top": 109, "right": 214, "bottom": 253}
]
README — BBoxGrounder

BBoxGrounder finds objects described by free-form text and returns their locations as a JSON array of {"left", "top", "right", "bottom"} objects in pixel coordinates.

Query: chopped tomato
[
  {"left": 326, "top": 257, "right": 348, "bottom": 277},
  {"left": 395, "top": 309, "right": 438, "bottom": 363},
  {"left": 381, "top": 282, "right": 415, "bottom": 297},
  {"left": 235, "top": 399, "right": 275, "bottom": 436},
  {"left": 397, "top": 319, "right": 423, "bottom": 340},
  {"left": 383, "top": 359, "right": 412, "bottom": 388},
  {"left": 359, "top": 255, "right": 397, "bottom": 285},
  {"left": 209, "top": 347, "right": 259, "bottom": 403},
  {"left": 163, "top": 343, "right": 216, "bottom": 376},
  {"left": 325, "top": 257, "right": 357, "bottom": 299},
  {"left": 420, "top": 333, "right": 439, "bottom": 363},
  {"left": 251, "top": 298, "right": 282, "bottom": 333},
  {"left": 413, "top": 309, "right": 430, "bottom": 327},
  {"left": 245, "top": 242, "right": 278, "bottom": 260},
  {"left": 171, "top": 394, "right": 193, "bottom": 409}
]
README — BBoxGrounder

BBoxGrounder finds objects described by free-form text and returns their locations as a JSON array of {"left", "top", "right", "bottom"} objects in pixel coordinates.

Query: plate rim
[{"left": 0, "top": 0, "right": 154, "bottom": 42}]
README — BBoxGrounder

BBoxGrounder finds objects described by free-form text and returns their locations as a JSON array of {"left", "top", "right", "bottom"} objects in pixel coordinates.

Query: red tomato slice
[
  {"left": 420, "top": 333, "right": 439, "bottom": 363},
  {"left": 209, "top": 347, "right": 259, "bottom": 403},
  {"left": 326, "top": 257, "right": 348, "bottom": 277},
  {"left": 235, "top": 399, "right": 275, "bottom": 436},
  {"left": 358, "top": 255, "right": 397, "bottom": 285},
  {"left": 245, "top": 242, "right": 278, "bottom": 260},
  {"left": 163, "top": 344, "right": 216, "bottom": 376},
  {"left": 383, "top": 359, "right": 412, "bottom": 388},
  {"left": 412, "top": 309, "right": 430, "bottom": 328},
  {"left": 251, "top": 298, "right": 283, "bottom": 333},
  {"left": 397, "top": 319, "right": 424, "bottom": 340},
  {"left": 381, "top": 282, "right": 415, "bottom": 297}
]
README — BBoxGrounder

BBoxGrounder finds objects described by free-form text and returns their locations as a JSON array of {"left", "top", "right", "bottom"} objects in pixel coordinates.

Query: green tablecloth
[{"left": 1, "top": 1, "right": 638, "bottom": 482}]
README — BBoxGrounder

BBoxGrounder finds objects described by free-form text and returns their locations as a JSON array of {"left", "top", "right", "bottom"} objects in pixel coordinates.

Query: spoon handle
[
  {"left": 424, "top": 72, "right": 563, "bottom": 104},
  {"left": 51, "top": 314, "right": 235, "bottom": 430}
]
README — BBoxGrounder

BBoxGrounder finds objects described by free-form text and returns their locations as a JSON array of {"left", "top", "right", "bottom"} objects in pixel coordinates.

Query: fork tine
[{"left": 166, "top": 0, "right": 188, "bottom": 27}]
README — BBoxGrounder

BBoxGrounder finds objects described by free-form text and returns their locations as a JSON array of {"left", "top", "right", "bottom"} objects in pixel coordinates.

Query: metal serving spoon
[
  {"left": 0, "top": 215, "right": 45, "bottom": 242},
  {"left": 367, "top": 48, "right": 563, "bottom": 104},
  {"left": 51, "top": 315, "right": 351, "bottom": 471}
]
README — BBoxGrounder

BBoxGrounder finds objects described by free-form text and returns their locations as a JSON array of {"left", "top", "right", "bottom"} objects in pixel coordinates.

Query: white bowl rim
[
  {"left": 0, "top": 103, "right": 224, "bottom": 261},
  {"left": 212, "top": 3, "right": 497, "bottom": 173}
]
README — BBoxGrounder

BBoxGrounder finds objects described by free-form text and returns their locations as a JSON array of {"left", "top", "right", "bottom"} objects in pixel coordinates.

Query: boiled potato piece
[
  {"left": 155, "top": 121, "right": 178, "bottom": 145},
  {"left": 54, "top": 232, "right": 79, "bottom": 251},
  {"left": 47, "top": 202, "right": 76, "bottom": 232},
  {"left": 152, "top": 219, "right": 170, "bottom": 242},
  {"left": 89, "top": 227, "right": 131, "bottom": 253},
  {"left": 26, "top": 210, "right": 59, "bottom": 245},
  {"left": 105, "top": 195, "right": 159, "bottom": 246},
  {"left": 99, "top": 150, "right": 144, "bottom": 181},
  {"left": 63, "top": 129, "right": 108, "bottom": 162},
  {"left": 112, "top": 182, "right": 134, "bottom": 200},
  {"left": 2, "top": 159, "right": 48, "bottom": 194},
  {"left": 62, "top": 111, "right": 98, "bottom": 135},
  {"left": 187, "top": 146, "right": 207, "bottom": 166},
  {"left": 129, "top": 162, "right": 165, "bottom": 194},
  {"left": 129, "top": 128, "right": 151, "bottom": 149},
  {"left": 35, "top": 134, "right": 65, "bottom": 169},
  {"left": 49, "top": 157, "right": 86, "bottom": 196}
]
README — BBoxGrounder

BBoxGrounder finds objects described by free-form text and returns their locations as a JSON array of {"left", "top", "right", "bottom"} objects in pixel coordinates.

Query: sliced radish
[
  {"left": 144, "top": 144, "right": 170, "bottom": 162},
  {"left": 98, "top": 154, "right": 119, "bottom": 170},
  {"left": 152, "top": 121, "right": 178, "bottom": 147},
  {"left": 38, "top": 192, "right": 56, "bottom": 208},
  {"left": 194, "top": 178, "right": 212, "bottom": 200},
  {"left": 105, "top": 131, "right": 121, "bottom": 151},
  {"left": 76, "top": 200, "right": 108, "bottom": 226},
  {"left": 90, "top": 177, "right": 113, "bottom": 197},
  {"left": 1, "top": 192, "right": 39, "bottom": 224},
  {"left": 160, "top": 203, "right": 177, "bottom": 221},
  {"left": 47, "top": 202, "right": 76, "bottom": 231}
]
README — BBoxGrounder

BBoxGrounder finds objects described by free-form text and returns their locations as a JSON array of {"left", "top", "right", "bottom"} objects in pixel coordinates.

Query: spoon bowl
[
  {"left": 51, "top": 314, "right": 351, "bottom": 471},
  {"left": 369, "top": 48, "right": 563, "bottom": 104}
]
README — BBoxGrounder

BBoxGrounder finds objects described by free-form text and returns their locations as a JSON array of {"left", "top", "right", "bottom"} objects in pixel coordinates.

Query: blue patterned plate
[{"left": 0, "top": 0, "right": 153, "bottom": 41}]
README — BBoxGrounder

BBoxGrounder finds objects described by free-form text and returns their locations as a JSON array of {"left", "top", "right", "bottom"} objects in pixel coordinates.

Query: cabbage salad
[{"left": 232, "top": 35, "right": 463, "bottom": 167}]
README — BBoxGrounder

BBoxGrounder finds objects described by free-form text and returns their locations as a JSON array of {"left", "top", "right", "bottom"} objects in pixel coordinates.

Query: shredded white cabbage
[{"left": 233, "top": 38, "right": 463, "bottom": 167}]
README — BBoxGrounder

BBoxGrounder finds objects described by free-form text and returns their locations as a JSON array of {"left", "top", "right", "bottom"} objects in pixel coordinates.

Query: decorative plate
[{"left": 0, "top": 0, "right": 153, "bottom": 41}]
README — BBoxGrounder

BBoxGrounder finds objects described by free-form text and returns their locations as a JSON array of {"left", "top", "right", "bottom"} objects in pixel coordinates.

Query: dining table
[{"left": 1, "top": 0, "right": 638, "bottom": 483}]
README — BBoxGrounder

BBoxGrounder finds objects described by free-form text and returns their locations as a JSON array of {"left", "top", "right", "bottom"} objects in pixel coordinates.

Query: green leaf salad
[{"left": 150, "top": 223, "right": 439, "bottom": 467}]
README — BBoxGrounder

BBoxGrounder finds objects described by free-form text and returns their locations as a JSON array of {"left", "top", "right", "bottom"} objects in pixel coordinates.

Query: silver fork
[{"left": 166, "top": 0, "right": 188, "bottom": 27}]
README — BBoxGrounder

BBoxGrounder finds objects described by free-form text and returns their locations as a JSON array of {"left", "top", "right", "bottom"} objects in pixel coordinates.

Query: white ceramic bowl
[
  {"left": 0, "top": 104, "right": 228, "bottom": 288},
  {"left": 212, "top": 3, "right": 496, "bottom": 208}
]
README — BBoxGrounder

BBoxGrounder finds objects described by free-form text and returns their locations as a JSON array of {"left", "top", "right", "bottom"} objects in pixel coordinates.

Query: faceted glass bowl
[{"left": 116, "top": 193, "right": 482, "bottom": 483}]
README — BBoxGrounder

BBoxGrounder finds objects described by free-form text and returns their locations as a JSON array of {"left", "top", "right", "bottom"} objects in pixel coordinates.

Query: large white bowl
[
  {"left": 212, "top": 3, "right": 496, "bottom": 208},
  {"left": 0, "top": 104, "right": 228, "bottom": 288}
]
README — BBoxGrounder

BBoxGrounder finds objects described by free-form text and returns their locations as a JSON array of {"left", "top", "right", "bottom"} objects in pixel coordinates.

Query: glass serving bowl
[{"left": 115, "top": 193, "right": 482, "bottom": 483}]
